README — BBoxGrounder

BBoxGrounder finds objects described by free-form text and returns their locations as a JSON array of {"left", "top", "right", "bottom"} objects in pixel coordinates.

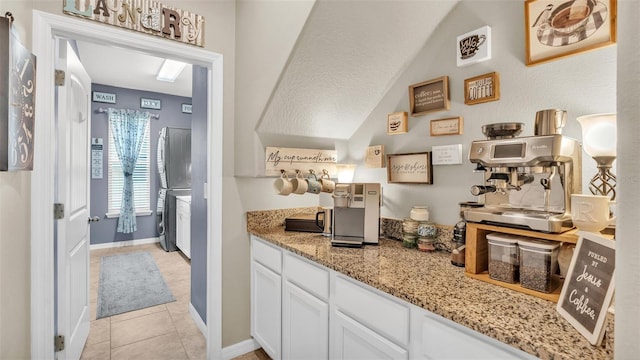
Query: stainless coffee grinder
[{"left": 331, "top": 183, "right": 381, "bottom": 247}]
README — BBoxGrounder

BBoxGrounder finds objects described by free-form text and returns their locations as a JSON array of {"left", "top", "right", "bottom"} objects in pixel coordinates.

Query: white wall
[
  {"left": 347, "top": 0, "right": 616, "bottom": 226},
  {"left": 615, "top": 1, "right": 640, "bottom": 357},
  {"left": 0, "top": 1, "right": 34, "bottom": 357}
]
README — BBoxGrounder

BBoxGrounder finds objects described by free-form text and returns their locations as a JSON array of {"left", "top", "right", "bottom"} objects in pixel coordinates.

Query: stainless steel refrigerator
[{"left": 156, "top": 127, "right": 191, "bottom": 252}]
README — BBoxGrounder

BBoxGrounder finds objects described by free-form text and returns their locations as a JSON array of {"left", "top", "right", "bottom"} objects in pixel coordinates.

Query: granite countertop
[{"left": 246, "top": 208, "right": 613, "bottom": 360}]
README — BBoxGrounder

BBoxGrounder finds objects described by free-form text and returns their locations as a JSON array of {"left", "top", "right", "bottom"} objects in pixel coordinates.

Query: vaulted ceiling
[
  {"left": 76, "top": 1, "right": 458, "bottom": 141},
  {"left": 255, "top": 0, "right": 459, "bottom": 140}
]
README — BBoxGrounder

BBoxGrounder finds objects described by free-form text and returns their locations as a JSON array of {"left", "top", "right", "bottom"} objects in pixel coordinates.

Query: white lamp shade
[
  {"left": 335, "top": 164, "right": 356, "bottom": 183},
  {"left": 576, "top": 113, "right": 617, "bottom": 157}
]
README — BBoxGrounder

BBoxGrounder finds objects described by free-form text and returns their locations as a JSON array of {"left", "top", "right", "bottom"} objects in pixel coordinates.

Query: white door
[
  {"left": 331, "top": 310, "right": 408, "bottom": 360},
  {"left": 282, "top": 281, "right": 329, "bottom": 360},
  {"left": 55, "top": 40, "right": 92, "bottom": 360}
]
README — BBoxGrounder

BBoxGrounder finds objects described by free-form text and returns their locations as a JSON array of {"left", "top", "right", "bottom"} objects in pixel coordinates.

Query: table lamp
[
  {"left": 576, "top": 113, "right": 617, "bottom": 200},
  {"left": 335, "top": 164, "right": 356, "bottom": 183}
]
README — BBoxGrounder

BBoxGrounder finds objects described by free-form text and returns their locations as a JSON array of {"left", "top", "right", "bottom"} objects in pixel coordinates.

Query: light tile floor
[
  {"left": 80, "top": 243, "right": 206, "bottom": 360},
  {"left": 230, "top": 348, "right": 271, "bottom": 360}
]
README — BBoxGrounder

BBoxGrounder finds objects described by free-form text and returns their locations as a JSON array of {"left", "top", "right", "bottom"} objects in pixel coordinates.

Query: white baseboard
[
  {"left": 189, "top": 303, "right": 207, "bottom": 338},
  {"left": 222, "top": 338, "right": 261, "bottom": 360},
  {"left": 90, "top": 237, "right": 159, "bottom": 250}
]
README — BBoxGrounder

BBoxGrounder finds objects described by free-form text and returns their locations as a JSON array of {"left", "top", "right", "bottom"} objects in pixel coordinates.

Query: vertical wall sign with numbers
[{"left": 1, "top": 16, "right": 37, "bottom": 171}]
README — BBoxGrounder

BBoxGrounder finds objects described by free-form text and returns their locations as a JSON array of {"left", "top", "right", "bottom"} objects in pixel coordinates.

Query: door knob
[{"left": 88, "top": 216, "right": 101, "bottom": 223}]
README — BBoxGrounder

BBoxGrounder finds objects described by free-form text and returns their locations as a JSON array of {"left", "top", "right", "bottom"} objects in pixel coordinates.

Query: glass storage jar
[
  {"left": 518, "top": 238, "right": 560, "bottom": 293},
  {"left": 487, "top": 233, "right": 521, "bottom": 284},
  {"left": 402, "top": 233, "right": 418, "bottom": 249},
  {"left": 410, "top": 206, "right": 430, "bottom": 221},
  {"left": 417, "top": 221, "right": 437, "bottom": 238}
]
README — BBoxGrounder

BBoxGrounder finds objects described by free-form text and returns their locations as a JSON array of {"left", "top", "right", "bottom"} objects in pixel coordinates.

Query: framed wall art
[
  {"left": 525, "top": 0, "right": 617, "bottom": 66},
  {"left": 457, "top": 25, "right": 492, "bottom": 67},
  {"left": 1, "top": 15, "right": 36, "bottom": 171},
  {"left": 408, "top": 76, "right": 450, "bottom": 116},
  {"left": 387, "top": 152, "right": 433, "bottom": 184},
  {"left": 366, "top": 145, "right": 385, "bottom": 168},
  {"left": 387, "top": 111, "right": 408, "bottom": 135},
  {"left": 430, "top": 117, "right": 463, "bottom": 136},
  {"left": 141, "top": 98, "right": 161, "bottom": 110},
  {"left": 464, "top": 72, "right": 500, "bottom": 105}
]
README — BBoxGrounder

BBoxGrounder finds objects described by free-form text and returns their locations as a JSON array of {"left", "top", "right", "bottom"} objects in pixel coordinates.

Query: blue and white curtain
[{"left": 108, "top": 108, "right": 150, "bottom": 233}]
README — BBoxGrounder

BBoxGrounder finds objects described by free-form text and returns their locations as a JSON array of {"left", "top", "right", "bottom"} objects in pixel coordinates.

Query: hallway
[{"left": 80, "top": 243, "right": 205, "bottom": 359}]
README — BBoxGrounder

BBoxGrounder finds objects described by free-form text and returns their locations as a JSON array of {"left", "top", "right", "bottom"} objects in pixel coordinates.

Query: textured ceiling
[
  {"left": 76, "top": 41, "right": 193, "bottom": 98},
  {"left": 256, "top": 0, "right": 458, "bottom": 140}
]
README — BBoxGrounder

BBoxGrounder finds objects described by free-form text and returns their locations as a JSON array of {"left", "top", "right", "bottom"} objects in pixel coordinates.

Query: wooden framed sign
[
  {"left": 408, "top": 76, "right": 450, "bottom": 116},
  {"left": 556, "top": 231, "right": 615, "bottom": 346},
  {"left": 387, "top": 152, "right": 433, "bottom": 184},
  {"left": 265, "top": 147, "right": 337, "bottom": 176},
  {"left": 366, "top": 145, "right": 384, "bottom": 168},
  {"left": 387, "top": 112, "right": 408, "bottom": 135},
  {"left": 430, "top": 117, "right": 463, "bottom": 136},
  {"left": 464, "top": 72, "right": 500, "bottom": 105}
]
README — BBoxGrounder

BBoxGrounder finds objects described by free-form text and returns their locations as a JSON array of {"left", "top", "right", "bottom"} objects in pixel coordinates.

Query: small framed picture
[
  {"left": 408, "top": 76, "right": 450, "bottom": 116},
  {"left": 366, "top": 145, "right": 385, "bottom": 168},
  {"left": 430, "top": 117, "right": 463, "bottom": 136},
  {"left": 387, "top": 152, "right": 433, "bottom": 184},
  {"left": 464, "top": 72, "right": 500, "bottom": 105},
  {"left": 387, "top": 112, "right": 408, "bottom": 135},
  {"left": 525, "top": 0, "right": 617, "bottom": 66},
  {"left": 140, "top": 98, "right": 161, "bottom": 110},
  {"left": 457, "top": 25, "right": 492, "bottom": 67},
  {"left": 181, "top": 103, "right": 193, "bottom": 114}
]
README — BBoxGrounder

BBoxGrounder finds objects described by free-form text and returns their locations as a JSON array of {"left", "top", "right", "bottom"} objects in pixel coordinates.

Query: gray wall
[
  {"left": 347, "top": 0, "right": 616, "bottom": 226},
  {"left": 190, "top": 66, "right": 208, "bottom": 322},
  {"left": 90, "top": 83, "right": 192, "bottom": 244}
]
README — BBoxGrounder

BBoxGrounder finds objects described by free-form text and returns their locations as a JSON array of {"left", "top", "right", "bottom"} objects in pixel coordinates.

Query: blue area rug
[{"left": 97, "top": 251, "right": 175, "bottom": 319}]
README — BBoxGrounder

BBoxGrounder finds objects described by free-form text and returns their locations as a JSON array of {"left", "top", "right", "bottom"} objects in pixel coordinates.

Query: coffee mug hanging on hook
[
  {"left": 306, "top": 169, "right": 322, "bottom": 194},
  {"left": 319, "top": 169, "right": 336, "bottom": 193}
]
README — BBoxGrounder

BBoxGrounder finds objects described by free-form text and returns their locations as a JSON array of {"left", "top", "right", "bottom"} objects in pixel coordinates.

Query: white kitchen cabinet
[
  {"left": 282, "top": 252, "right": 330, "bottom": 359},
  {"left": 252, "top": 261, "right": 282, "bottom": 359},
  {"left": 175, "top": 196, "right": 191, "bottom": 259},
  {"left": 331, "top": 309, "right": 409, "bottom": 360},
  {"left": 410, "top": 306, "right": 538, "bottom": 360},
  {"left": 251, "top": 235, "right": 535, "bottom": 360},
  {"left": 282, "top": 281, "right": 329, "bottom": 360},
  {"left": 251, "top": 237, "right": 283, "bottom": 360}
]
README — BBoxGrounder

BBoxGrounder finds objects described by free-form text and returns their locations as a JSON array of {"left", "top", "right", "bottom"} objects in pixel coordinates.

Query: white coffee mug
[
  {"left": 291, "top": 171, "right": 308, "bottom": 195},
  {"left": 571, "top": 194, "right": 615, "bottom": 233},
  {"left": 273, "top": 172, "right": 293, "bottom": 196},
  {"left": 319, "top": 169, "right": 335, "bottom": 193}
]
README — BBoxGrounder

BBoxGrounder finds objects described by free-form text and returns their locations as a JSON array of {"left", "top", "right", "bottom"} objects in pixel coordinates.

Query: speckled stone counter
[{"left": 246, "top": 208, "right": 614, "bottom": 360}]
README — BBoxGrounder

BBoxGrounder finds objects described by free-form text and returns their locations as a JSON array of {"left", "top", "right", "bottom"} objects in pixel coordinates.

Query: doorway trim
[{"left": 31, "top": 10, "right": 223, "bottom": 358}]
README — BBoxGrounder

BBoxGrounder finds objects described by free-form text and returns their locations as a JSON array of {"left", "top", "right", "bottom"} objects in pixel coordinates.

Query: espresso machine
[
  {"left": 331, "top": 183, "right": 381, "bottom": 247},
  {"left": 465, "top": 122, "right": 581, "bottom": 233}
]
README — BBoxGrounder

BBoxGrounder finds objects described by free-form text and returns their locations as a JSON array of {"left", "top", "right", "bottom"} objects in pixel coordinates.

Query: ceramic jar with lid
[{"left": 410, "top": 206, "right": 430, "bottom": 221}]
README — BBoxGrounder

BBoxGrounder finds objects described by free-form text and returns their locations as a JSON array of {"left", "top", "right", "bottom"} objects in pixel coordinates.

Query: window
[{"left": 107, "top": 119, "right": 152, "bottom": 217}]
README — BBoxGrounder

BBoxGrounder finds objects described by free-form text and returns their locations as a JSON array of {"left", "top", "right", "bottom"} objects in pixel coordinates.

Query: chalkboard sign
[
  {"left": 408, "top": 76, "right": 450, "bottom": 116},
  {"left": 556, "top": 231, "right": 615, "bottom": 346}
]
